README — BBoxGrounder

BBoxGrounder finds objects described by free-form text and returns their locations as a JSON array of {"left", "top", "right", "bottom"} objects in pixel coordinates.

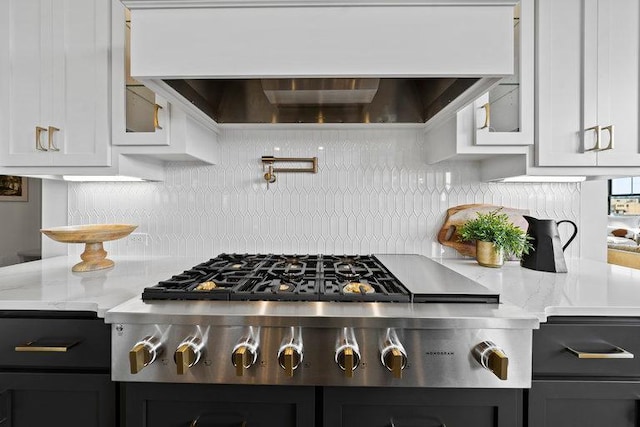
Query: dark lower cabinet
[
  {"left": 528, "top": 380, "right": 640, "bottom": 427},
  {"left": 0, "top": 372, "right": 115, "bottom": 427},
  {"left": 0, "top": 312, "right": 115, "bottom": 427},
  {"left": 124, "top": 383, "right": 316, "bottom": 427},
  {"left": 529, "top": 317, "right": 640, "bottom": 427},
  {"left": 323, "top": 387, "right": 523, "bottom": 427}
]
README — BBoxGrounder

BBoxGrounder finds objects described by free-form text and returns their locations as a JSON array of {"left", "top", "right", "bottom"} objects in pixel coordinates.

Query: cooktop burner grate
[{"left": 142, "top": 253, "right": 411, "bottom": 302}]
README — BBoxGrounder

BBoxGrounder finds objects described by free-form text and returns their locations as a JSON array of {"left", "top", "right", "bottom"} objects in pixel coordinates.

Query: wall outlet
[{"left": 128, "top": 232, "right": 149, "bottom": 246}]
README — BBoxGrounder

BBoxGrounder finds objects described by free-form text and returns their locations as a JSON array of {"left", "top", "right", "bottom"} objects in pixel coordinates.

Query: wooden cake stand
[{"left": 41, "top": 224, "right": 138, "bottom": 272}]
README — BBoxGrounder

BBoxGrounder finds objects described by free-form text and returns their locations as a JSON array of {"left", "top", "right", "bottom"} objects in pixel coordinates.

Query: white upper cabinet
[
  {"left": 111, "top": 3, "right": 170, "bottom": 147},
  {"left": 473, "top": 0, "right": 534, "bottom": 146},
  {"left": 0, "top": 0, "right": 111, "bottom": 167},
  {"left": 110, "top": 0, "right": 219, "bottom": 164},
  {"left": 537, "top": 0, "right": 640, "bottom": 167},
  {"left": 423, "top": 0, "right": 532, "bottom": 163}
]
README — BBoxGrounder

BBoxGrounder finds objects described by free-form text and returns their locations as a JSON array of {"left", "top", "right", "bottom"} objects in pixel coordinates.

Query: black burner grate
[{"left": 142, "top": 254, "right": 410, "bottom": 302}]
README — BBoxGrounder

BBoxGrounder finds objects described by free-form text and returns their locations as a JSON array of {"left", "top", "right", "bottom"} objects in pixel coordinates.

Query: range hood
[
  {"left": 164, "top": 77, "right": 480, "bottom": 124},
  {"left": 123, "top": 0, "right": 517, "bottom": 126}
]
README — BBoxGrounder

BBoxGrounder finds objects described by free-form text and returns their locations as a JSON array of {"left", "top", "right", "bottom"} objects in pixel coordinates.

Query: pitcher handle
[{"left": 556, "top": 220, "right": 578, "bottom": 251}]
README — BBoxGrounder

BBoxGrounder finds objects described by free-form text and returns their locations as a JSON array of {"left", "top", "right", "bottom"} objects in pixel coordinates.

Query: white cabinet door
[
  {"left": 536, "top": 0, "right": 598, "bottom": 166},
  {"left": 474, "top": 0, "right": 534, "bottom": 146},
  {"left": 0, "top": 0, "right": 110, "bottom": 168},
  {"left": 594, "top": 0, "right": 640, "bottom": 166},
  {"left": 111, "top": 0, "right": 170, "bottom": 146},
  {"left": 49, "top": 0, "right": 111, "bottom": 166},
  {"left": 0, "top": 0, "right": 55, "bottom": 166},
  {"left": 537, "top": 0, "right": 640, "bottom": 167}
]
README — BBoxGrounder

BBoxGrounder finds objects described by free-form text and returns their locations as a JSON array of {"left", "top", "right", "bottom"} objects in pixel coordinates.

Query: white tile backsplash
[{"left": 68, "top": 128, "right": 582, "bottom": 259}]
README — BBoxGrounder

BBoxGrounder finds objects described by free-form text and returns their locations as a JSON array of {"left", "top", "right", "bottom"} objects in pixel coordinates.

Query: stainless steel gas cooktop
[
  {"left": 141, "top": 253, "right": 499, "bottom": 304},
  {"left": 108, "top": 254, "right": 535, "bottom": 389}
]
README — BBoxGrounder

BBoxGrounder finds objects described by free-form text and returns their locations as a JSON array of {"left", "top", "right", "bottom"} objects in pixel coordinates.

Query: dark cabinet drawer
[
  {"left": 528, "top": 380, "right": 640, "bottom": 427},
  {"left": 323, "top": 387, "right": 522, "bottom": 427},
  {"left": 533, "top": 319, "right": 640, "bottom": 378},
  {"left": 0, "top": 372, "right": 115, "bottom": 427},
  {"left": 0, "top": 317, "right": 110, "bottom": 369},
  {"left": 124, "top": 383, "right": 315, "bottom": 427}
]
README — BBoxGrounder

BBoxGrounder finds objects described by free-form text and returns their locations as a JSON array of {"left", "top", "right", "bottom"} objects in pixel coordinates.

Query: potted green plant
[{"left": 457, "top": 210, "right": 533, "bottom": 268}]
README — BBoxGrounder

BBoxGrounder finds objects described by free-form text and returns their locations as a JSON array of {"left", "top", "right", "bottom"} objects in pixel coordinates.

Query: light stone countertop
[
  {"left": 0, "top": 256, "right": 201, "bottom": 317},
  {"left": 1, "top": 255, "right": 639, "bottom": 322},
  {"left": 433, "top": 257, "right": 640, "bottom": 321}
]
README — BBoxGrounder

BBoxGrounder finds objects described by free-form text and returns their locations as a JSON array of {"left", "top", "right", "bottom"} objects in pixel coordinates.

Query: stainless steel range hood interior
[{"left": 164, "top": 77, "right": 479, "bottom": 124}]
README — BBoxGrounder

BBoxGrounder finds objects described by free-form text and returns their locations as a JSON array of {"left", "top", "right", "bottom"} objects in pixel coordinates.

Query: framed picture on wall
[{"left": 0, "top": 176, "right": 28, "bottom": 202}]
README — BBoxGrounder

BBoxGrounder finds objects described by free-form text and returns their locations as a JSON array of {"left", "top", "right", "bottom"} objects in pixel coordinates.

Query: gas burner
[
  {"left": 274, "top": 282, "right": 296, "bottom": 293},
  {"left": 334, "top": 263, "right": 363, "bottom": 280},
  {"left": 195, "top": 281, "right": 218, "bottom": 291},
  {"left": 336, "top": 256, "right": 360, "bottom": 265},
  {"left": 280, "top": 255, "right": 308, "bottom": 265},
  {"left": 343, "top": 282, "right": 374, "bottom": 294}
]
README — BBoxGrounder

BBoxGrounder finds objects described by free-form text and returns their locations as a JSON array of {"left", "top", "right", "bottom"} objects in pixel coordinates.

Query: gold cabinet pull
[
  {"left": 35, "top": 126, "right": 48, "bottom": 151},
  {"left": 15, "top": 340, "right": 78, "bottom": 352},
  {"left": 601, "top": 124, "right": 614, "bottom": 151},
  {"left": 584, "top": 125, "right": 602, "bottom": 151},
  {"left": 153, "top": 104, "right": 163, "bottom": 130},
  {"left": 566, "top": 346, "right": 634, "bottom": 359},
  {"left": 48, "top": 126, "right": 60, "bottom": 151},
  {"left": 480, "top": 102, "right": 491, "bottom": 130}
]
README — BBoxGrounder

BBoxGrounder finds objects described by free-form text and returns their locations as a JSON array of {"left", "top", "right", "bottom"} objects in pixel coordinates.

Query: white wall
[
  {"left": 41, "top": 179, "right": 69, "bottom": 258},
  {"left": 580, "top": 180, "right": 608, "bottom": 262},
  {"left": 68, "top": 128, "right": 582, "bottom": 259},
  {"left": 0, "top": 178, "right": 41, "bottom": 266}
]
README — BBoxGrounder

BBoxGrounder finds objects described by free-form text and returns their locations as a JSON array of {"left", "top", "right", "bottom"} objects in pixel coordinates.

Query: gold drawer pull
[
  {"left": 48, "top": 126, "right": 60, "bottom": 151},
  {"left": 154, "top": 104, "right": 163, "bottom": 130},
  {"left": 480, "top": 102, "right": 491, "bottom": 130},
  {"left": 601, "top": 124, "right": 614, "bottom": 151},
  {"left": 584, "top": 125, "right": 602, "bottom": 151},
  {"left": 15, "top": 340, "right": 78, "bottom": 353},
  {"left": 35, "top": 126, "right": 48, "bottom": 151},
  {"left": 566, "top": 346, "right": 634, "bottom": 359}
]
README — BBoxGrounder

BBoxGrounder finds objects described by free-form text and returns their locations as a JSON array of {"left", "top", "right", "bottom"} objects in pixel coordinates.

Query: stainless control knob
[
  {"left": 278, "top": 345, "right": 302, "bottom": 377},
  {"left": 277, "top": 327, "right": 303, "bottom": 377},
  {"left": 129, "top": 336, "right": 163, "bottom": 374},
  {"left": 472, "top": 341, "right": 509, "bottom": 381},
  {"left": 380, "top": 328, "right": 407, "bottom": 379},
  {"left": 232, "top": 329, "right": 259, "bottom": 377},
  {"left": 381, "top": 347, "right": 407, "bottom": 379},
  {"left": 174, "top": 337, "right": 204, "bottom": 375},
  {"left": 335, "top": 327, "right": 361, "bottom": 378}
]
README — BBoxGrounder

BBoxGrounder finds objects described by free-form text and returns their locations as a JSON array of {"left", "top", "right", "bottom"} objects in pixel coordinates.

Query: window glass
[{"left": 611, "top": 178, "right": 633, "bottom": 195}]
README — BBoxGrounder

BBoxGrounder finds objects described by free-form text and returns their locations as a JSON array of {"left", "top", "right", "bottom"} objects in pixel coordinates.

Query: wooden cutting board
[{"left": 438, "top": 204, "right": 530, "bottom": 257}]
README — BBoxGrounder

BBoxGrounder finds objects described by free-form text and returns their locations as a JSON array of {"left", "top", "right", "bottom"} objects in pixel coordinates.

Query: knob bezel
[
  {"left": 379, "top": 328, "right": 407, "bottom": 378},
  {"left": 335, "top": 327, "right": 361, "bottom": 377},
  {"left": 174, "top": 336, "right": 204, "bottom": 375},
  {"left": 129, "top": 335, "right": 163, "bottom": 374},
  {"left": 472, "top": 340, "right": 509, "bottom": 381}
]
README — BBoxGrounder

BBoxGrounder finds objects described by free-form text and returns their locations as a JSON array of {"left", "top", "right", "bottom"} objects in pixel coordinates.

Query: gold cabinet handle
[
  {"left": 35, "top": 126, "right": 48, "bottom": 151},
  {"left": 15, "top": 340, "right": 78, "bottom": 352},
  {"left": 601, "top": 124, "right": 614, "bottom": 151},
  {"left": 153, "top": 104, "right": 163, "bottom": 130},
  {"left": 584, "top": 125, "right": 602, "bottom": 151},
  {"left": 480, "top": 102, "right": 491, "bottom": 130},
  {"left": 48, "top": 126, "right": 60, "bottom": 151},
  {"left": 566, "top": 346, "right": 634, "bottom": 359}
]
